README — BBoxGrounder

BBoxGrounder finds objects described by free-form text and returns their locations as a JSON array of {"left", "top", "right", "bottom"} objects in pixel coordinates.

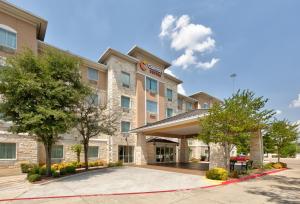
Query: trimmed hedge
[
  {"left": 28, "top": 174, "right": 41, "bottom": 183},
  {"left": 206, "top": 168, "right": 228, "bottom": 181}
]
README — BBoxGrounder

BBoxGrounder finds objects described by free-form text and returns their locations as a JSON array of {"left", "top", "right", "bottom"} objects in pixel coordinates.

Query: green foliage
[
  {"left": 20, "top": 163, "right": 36, "bottom": 173},
  {"left": 272, "top": 162, "right": 287, "bottom": 169},
  {"left": 108, "top": 161, "right": 123, "bottom": 167},
  {"left": 229, "top": 170, "right": 239, "bottom": 178},
  {"left": 39, "top": 166, "right": 47, "bottom": 175},
  {"left": 198, "top": 90, "right": 274, "bottom": 169},
  {"left": 0, "top": 48, "right": 89, "bottom": 176},
  {"left": 280, "top": 143, "right": 297, "bottom": 158},
  {"left": 264, "top": 120, "right": 298, "bottom": 162},
  {"left": 65, "top": 165, "right": 76, "bottom": 174},
  {"left": 263, "top": 162, "right": 274, "bottom": 169},
  {"left": 71, "top": 144, "right": 83, "bottom": 162},
  {"left": 52, "top": 171, "right": 60, "bottom": 178},
  {"left": 206, "top": 168, "right": 228, "bottom": 180},
  {"left": 27, "top": 174, "right": 41, "bottom": 183}
]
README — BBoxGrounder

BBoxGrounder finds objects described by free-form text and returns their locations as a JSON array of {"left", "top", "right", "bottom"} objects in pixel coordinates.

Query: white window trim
[
  {"left": 0, "top": 24, "right": 17, "bottom": 50},
  {"left": 0, "top": 142, "right": 17, "bottom": 161},
  {"left": 121, "top": 121, "right": 131, "bottom": 133},
  {"left": 51, "top": 145, "right": 64, "bottom": 159}
]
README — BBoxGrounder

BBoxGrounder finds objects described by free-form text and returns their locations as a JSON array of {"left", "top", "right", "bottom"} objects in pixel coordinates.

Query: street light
[{"left": 230, "top": 73, "right": 237, "bottom": 94}]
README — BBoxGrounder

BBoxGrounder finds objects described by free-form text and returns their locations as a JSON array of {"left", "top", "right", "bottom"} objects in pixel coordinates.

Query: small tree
[
  {"left": 197, "top": 129, "right": 211, "bottom": 161},
  {"left": 263, "top": 132, "right": 275, "bottom": 156},
  {"left": 76, "top": 96, "right": 119, "bottom": 170},
  {"left": 0, "top": 49, "right": 87, "bottom": 176},
  {"left": 264, "top": 120, "right": 298, "bottom": 162},
  {"left": 198, "top": 90, "right": 274, "bottom": 170},
  {"left": 71, "top": 144, "right": 83, "bottom": 162}
]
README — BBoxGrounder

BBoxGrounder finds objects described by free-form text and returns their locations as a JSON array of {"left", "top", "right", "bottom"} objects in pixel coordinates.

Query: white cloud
[
  {"left": 197, "top": 58, "right": 220, "bottom": 70},
  {"left": 275, "top": 110, "right": 282, "bottom": 115},
  {"left": 164, "top": 69, "right": 187, "bottom": 95},
  {"left": 290, "top": 94, "right": 300, "bottom": 108},
  {"left": 160, "top": 14, "right": 218, "bottom": 70}
]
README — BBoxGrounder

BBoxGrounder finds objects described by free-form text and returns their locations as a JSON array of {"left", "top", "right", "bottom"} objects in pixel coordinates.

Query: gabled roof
[
  {"left": 164, "top": 73, "right": 182, "bottom": 84},
  {"left": 128, "top": 45, "right": 171, "bottom": 68},
  {"left": 130, "top": 109, "right": 207, "bottom": 133},
  {"left": 177, "top": 93, "right": 198, "bottom": 102},
  {"left": 98, "top": 47, "right": 139, "bottom": 64},
  {"left": 0, "top": 1, "right": 47, "bottom": 41},
  {"left": 189, "top": 91, "right": 222, "bottom": 103}
]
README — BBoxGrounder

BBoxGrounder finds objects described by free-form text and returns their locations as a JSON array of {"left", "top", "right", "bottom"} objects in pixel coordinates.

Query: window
[
  {"left": 87, "top": 93, "right": 99, "bottom": 106},
  {"left": 0, "top": 26, "right": 17, "bottom": 50},
  {"left": 121, "top": 96, "right": 130, "bottom": 109},
  {"left": 186, "top": 102, "right": 193, "bottom": 111},
  {"left": 52, "top": 145, "right": 63, "bottom": 159},
  {"left": 166, "top": 89, "right": 173, "bottom": 102},
  {"left": 0, "top": 143, "right": 16, "bottom": 159},
  {"left": 121, "top": 121, "right": 130, "bottom": 133},
  {"left": 88, "top": 146, "right": 99, "bottom": 158},
  {"left": 147, "top": 100, "right": 157, "bottom": 113},
  {"left": 178, "top": 98, "right": 183, "bottom": 110},
  {"left": 146, "top": 77, "right": 157, "bottom": 93},
  {"left": 166, "top": 108, "right": 173, "bottom": 118},
  {"left": 121, "top": 71, "right": 130, "bottom": 88},
  {"left": 88, "top": 67, "right": 99, "bottom": 81},
  {"left": 119, "top": 145, "right": 134, "bottom": 163},
  {"left": 202, "top": 103, "right": 209, "bottom": 109}
]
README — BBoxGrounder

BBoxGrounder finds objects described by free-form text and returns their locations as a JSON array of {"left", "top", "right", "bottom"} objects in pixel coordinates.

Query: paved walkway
[{"left": 0, "top": 159, "right": 299, "bottom": 203}]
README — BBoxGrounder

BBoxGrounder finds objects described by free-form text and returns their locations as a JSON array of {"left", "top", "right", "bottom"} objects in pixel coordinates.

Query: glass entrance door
[{"left": 156, "top": 146, "right": 175, "bottom": 163}]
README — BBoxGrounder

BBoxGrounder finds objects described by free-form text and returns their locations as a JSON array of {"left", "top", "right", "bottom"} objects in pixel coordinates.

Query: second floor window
[
  {"left": 0, "top": 27, "right": 17, "bottom": 50},
  {"left": 121, "top": 96, "right": 130, "bottom": 109},
  {"left": 147, "top": 100, "right": 157, "bottom": 113},
  {"left": 166, "top": 88, "right": 173, "bottom": 101},
  {"left": 122, "top": 71, "right": 130, "bottom": 88},
  {"left": 178, "top": 98, "right": 183, "bottom": 110},
  {"left": 121, "top": 121, "right": 130, "bottom": 133},
  {"left": 146, "top": 77, "right": 157, "bottom": 94},
  {"left": 87, "top": 93, "right": 99, "bottom": 106},
  {"left": 186, "top": 102, "right": 193, "bottom": 111},
  {"left": 166, "top": 108, "right": 173, "bottom": 118},
  {"left": 88, "top": 68, "right": 99, "bottom": 81}
]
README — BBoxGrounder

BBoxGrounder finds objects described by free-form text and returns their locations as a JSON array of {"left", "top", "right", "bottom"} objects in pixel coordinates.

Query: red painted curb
[{"left": 0, "top": 168, "right": 287, "bottom": 202}]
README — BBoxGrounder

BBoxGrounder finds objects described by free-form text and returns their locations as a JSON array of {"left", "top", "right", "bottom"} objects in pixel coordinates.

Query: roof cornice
[{"left": 98, "top": 48, "right": 139, "bottom": 64}]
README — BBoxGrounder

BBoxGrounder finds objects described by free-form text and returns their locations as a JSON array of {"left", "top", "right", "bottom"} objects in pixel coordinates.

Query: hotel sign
[{"left": 139, "top": 61, "right": 162, "bottom": 77}]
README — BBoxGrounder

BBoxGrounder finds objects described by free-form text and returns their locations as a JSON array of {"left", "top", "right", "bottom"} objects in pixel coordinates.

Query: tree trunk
[
  {"left": 44, "top": 143, "right": 52, "bottom": 177},
  {"left": 223, "top": 142, "right": 231, "bottom": 171},
  {"left": 207, "top": 145, "right": 210, "bottom": 161},
  {"left": 77, "top": 152, "right": 80, "bottom": 163},
  {"left": 83, "top": 142, "right": 89, "bottom": 171}
]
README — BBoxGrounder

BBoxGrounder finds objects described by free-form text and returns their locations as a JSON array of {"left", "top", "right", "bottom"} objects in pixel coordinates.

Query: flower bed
[{"left": 21, "top": 160, "right": 123, "bottom": 183}]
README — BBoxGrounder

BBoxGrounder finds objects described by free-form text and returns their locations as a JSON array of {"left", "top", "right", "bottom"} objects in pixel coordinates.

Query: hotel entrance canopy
[{"left": 130, "top": 109, "right": 208, "bottom": 138}]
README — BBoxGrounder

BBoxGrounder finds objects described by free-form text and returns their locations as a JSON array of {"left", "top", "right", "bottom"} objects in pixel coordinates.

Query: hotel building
[{"left": 0, "top": 1, "right": 260, "bottom": 169}]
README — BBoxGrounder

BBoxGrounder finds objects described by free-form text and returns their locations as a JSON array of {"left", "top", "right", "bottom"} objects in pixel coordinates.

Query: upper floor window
[
  {"left": 146, "top": 77, "right": 157, "bottom": 94},
  {"left": 88, "top": 146, "right": 99, "bottom": 158},
  {"left": 202, "top": 103, "right": 209, "bottom": 109},
  {"left": 121, "top": 121, "right": 130, "bottom": 133},
  {"left": 52, "top": 145, "right": 63, "bottom": 159},
  {"left": 88, "top": 68, "right": 99, "bottom": 81},
  {"left": 87, "top": 93, "right": 99, "bottom": 106},
  {"left": 0, "top": 25, "right": 17, "bottom": 50},
  {"left": 0, "top": 143, "right": 16, "bottom": 159},
  {"left": 186, "top": 102, "right": 193, "bottom": 111},
  {"left": 166, "top": 108, "right": 173, "bottom": 118},
  {"left": 121, "top": 71, "right": 130, "bottom": 88},
  {"left": 146, "top": 100, "right": 157, "bottom": 114},
  {"left": 166, "top": 89, "right": 173, "bottom": 102},
  {"left": 178, "top": 98, "right": 183, "bottom": 110},
  {"left": 121, "top": 96, "right": 130, "bottom": 109}
]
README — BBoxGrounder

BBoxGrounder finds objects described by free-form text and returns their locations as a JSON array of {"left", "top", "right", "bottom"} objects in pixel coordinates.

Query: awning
[{"left": 130, "top": 109, "right": 207, "bottom": 138}]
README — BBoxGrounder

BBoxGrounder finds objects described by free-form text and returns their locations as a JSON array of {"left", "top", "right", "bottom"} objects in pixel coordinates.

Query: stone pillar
[
  {"left": 135, "top": 133, "right": 147, "bottom": 165},
  {"left": 179, "top": 137, "right": 189, "bottom": 163},
  {"left": 250, "top": 130, "right": 263, "bottom": 168},
  {"left": 209, "top": 143, "right": 225, "bottom": 169}
]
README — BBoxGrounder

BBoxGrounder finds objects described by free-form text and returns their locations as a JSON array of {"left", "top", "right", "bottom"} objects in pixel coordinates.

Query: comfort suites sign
[{"left": 139, "top": 61, "right": 163, "bottom": 77}]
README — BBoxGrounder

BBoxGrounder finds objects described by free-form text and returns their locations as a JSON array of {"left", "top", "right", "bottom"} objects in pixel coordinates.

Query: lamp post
[{"left": 230, "top": 73, "right": 237, "bottom": 94}]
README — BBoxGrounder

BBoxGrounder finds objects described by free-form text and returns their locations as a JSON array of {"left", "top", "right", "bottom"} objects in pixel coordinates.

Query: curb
[{"left": 0, "top": 168, "right": 287, "bottom": 202}]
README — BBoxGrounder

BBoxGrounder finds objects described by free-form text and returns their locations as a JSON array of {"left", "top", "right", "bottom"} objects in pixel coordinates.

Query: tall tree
[
  {"left": 76, "top": 95, "right": 119, "bottom": 170},
  {"left": 198, "top": 90, "right": 274, "bottom": 170},
  {"left": 0, "top": 49, "right": 87, "bottom": 176},
  {"left": 264, "top": 120, "right": 298, "bottom": 162}
]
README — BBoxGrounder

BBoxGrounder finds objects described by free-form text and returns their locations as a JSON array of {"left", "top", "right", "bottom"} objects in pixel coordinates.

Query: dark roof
[
  {"left": 131, "top": 109, "right": 208, "bottom": 132},
  {"left": 146, "top": 137, "right": 179, "bottom": 144}
]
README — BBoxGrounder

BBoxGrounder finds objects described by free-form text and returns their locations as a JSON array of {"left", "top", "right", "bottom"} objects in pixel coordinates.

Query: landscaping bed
[{"left": 21, "top": 160, "right": 123, "bottom": 183}]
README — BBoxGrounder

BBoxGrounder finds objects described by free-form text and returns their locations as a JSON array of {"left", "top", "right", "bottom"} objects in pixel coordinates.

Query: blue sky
[{"left": 8, "top": 0, "right": 300, "bottom": 123}]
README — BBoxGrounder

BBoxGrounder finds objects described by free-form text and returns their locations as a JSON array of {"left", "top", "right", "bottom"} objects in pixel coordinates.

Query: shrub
[
  {"left": 115, "top": 161, "right": 123, "bottom": 166},
  {"left": 28, "top": 165, "right": 40, "bottom": 175},
  {"left": 88, "top": 161, "right": 97, "bottom": 167},
  {"left": 278, "top": 162, "right": 287, "bottom": 168},
  {"left": 108, "top": 161, "right": 123, "bottom": 167},
  {"left": 65, "top": 165, "right": 76, "bottom": 174},
  {"left": 229, "top": 170, "right": 239, "bottom": 178},
  {"left": 39, "top": 166, "right": 46, "bottom": 175},
  {"left": 97, "top": 160, "right": 105, "bottom": 166},
  {"left": 59, "top": 167, "right": 67, "bottom": 175},
  {"left": 206, "top": 168, "right": 228, "bottom": 181},
  {"left": 190, "top": 158, "right": 199, "bottom": 163},
  {"left": 263, "top": 162, "right": 274, "bottom": 169},
  {"left": 27, "top": 174, "right": 41, "bottom": 183},
  {"left": 20, "top": 163, "right": 34, "bottom": 173},
  {"left": 52, "top": 171, "right": 60, "bottom": 178},
  {"left": 272, "top": 162, "right": 287, "bottom": 169}
]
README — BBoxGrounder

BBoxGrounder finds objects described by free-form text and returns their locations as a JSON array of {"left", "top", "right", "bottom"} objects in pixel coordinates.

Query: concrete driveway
[{"left": 0, "top": 166, "right": 213, "bottom": 200}]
